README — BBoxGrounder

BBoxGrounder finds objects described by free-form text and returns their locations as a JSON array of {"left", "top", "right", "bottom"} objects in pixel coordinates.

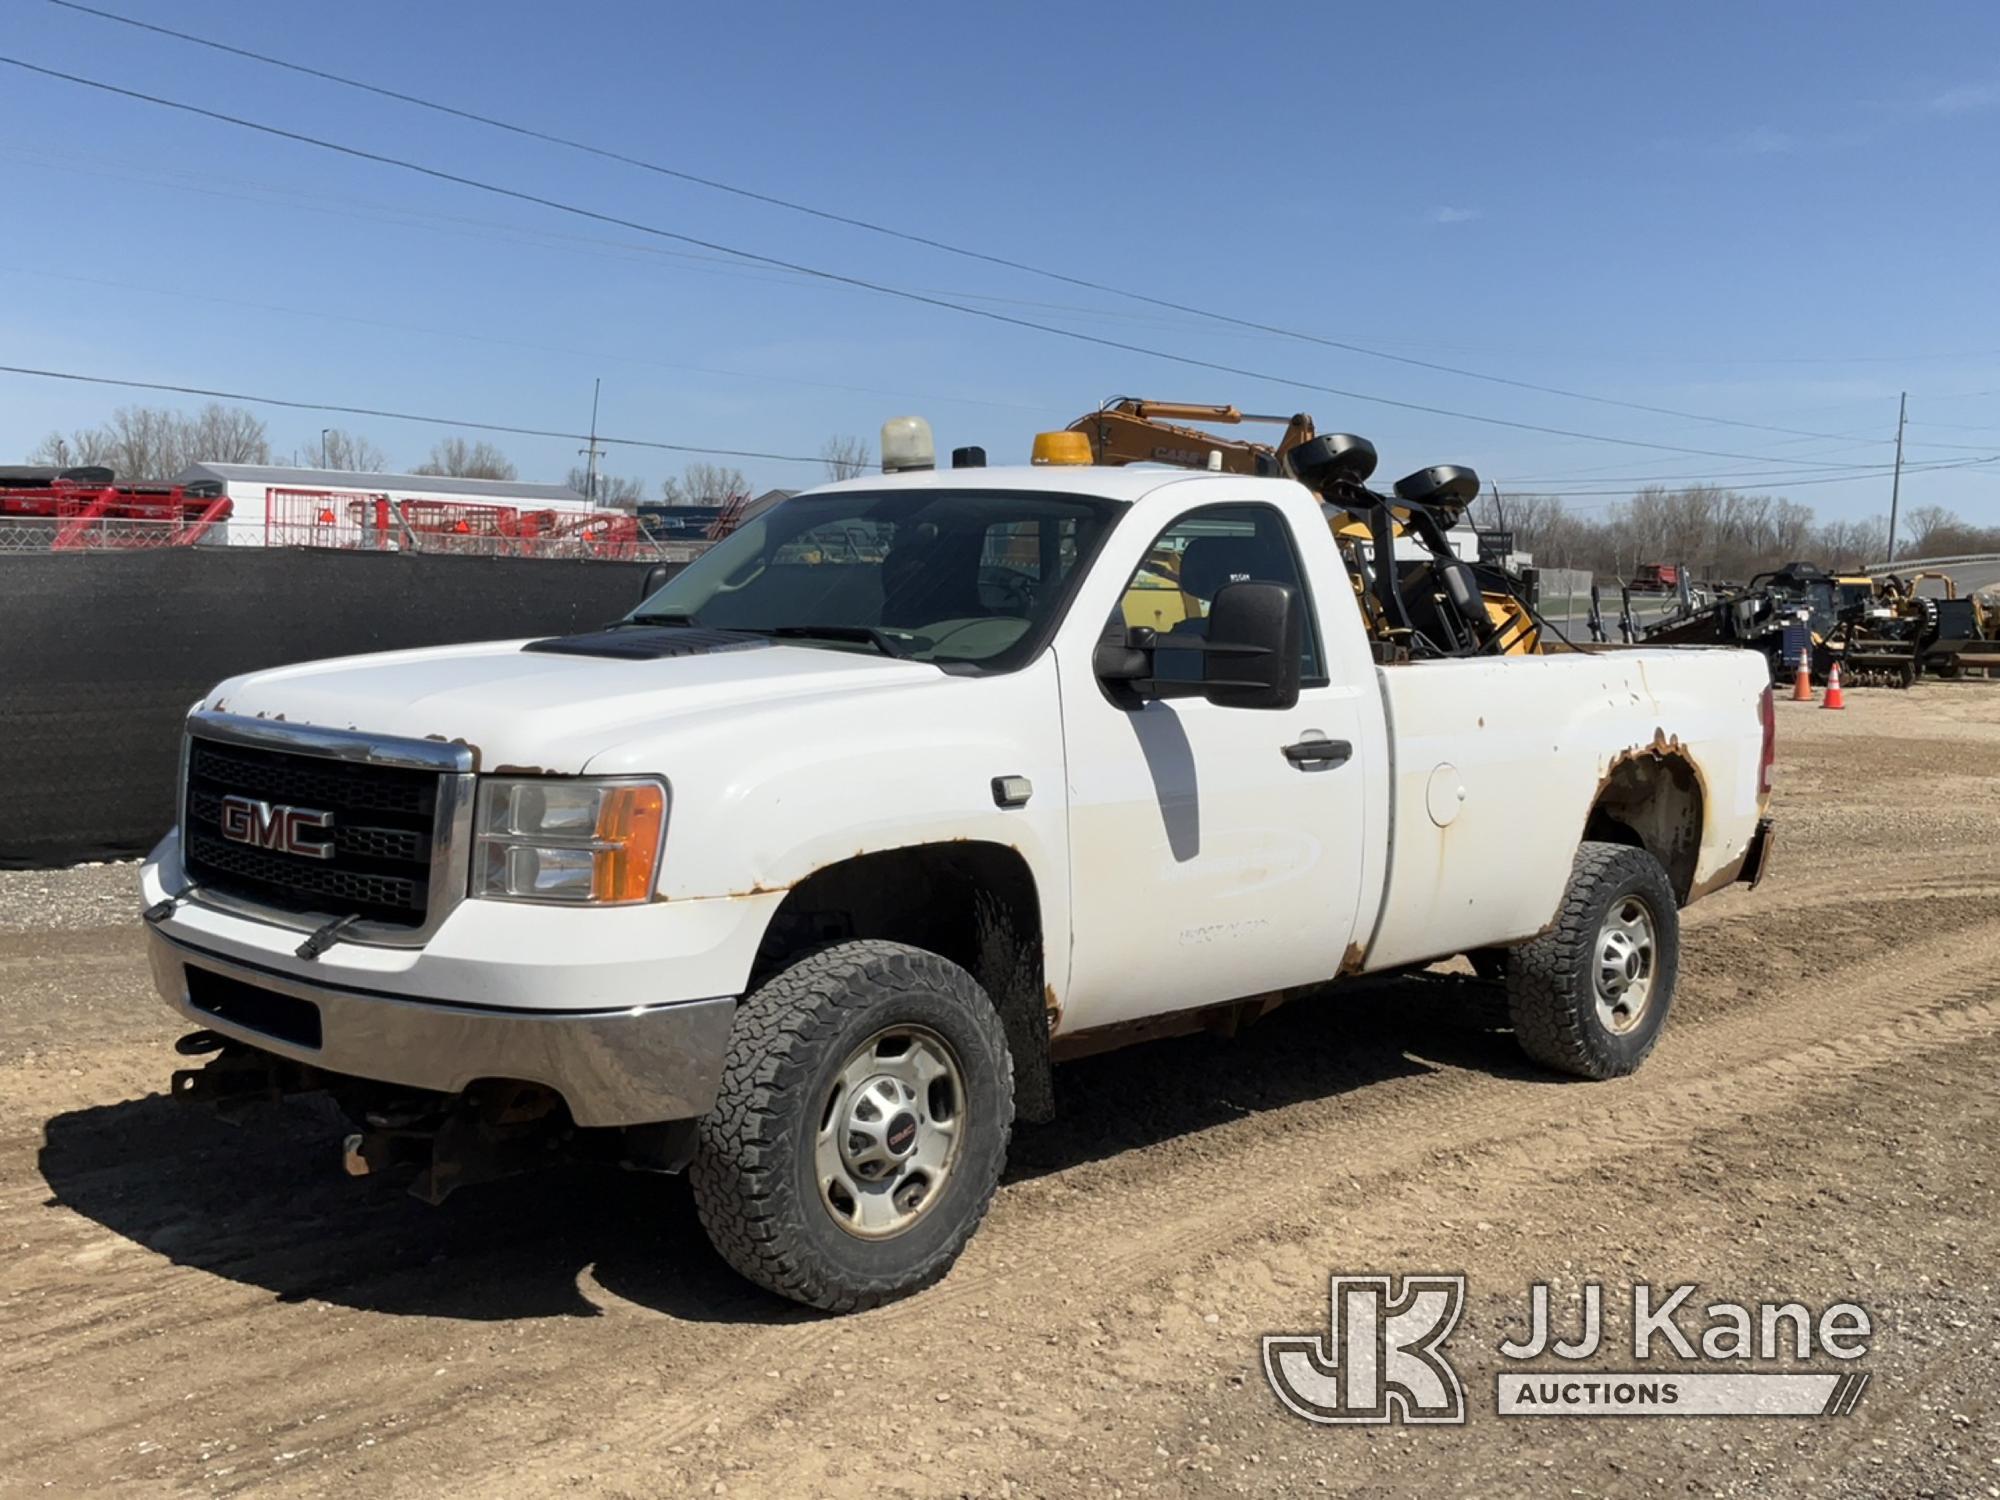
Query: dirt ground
[{"left": 3, "top": 685, "right": 1997, "bottom": 1499}]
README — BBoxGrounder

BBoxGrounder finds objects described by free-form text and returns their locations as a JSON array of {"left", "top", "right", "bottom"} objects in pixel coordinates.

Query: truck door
[{"left": 1057, "top": 499, "right": 1370, "bottom": 1032}]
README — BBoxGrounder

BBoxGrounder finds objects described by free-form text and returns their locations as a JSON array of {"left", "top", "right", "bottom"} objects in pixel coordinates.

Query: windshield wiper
[
  {"left": 626, "top": 609, "right": 701, "bottom": 626},
  {"left": 754, "top": 624, "right": 925, "bottom": 658}
]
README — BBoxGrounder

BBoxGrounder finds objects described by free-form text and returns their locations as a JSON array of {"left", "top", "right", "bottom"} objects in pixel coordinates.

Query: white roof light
[{"left": 880, "top": 416, "right": 935, "bottom": 473}]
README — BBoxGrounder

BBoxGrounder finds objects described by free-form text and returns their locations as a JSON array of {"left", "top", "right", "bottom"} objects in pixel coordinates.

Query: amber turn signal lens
[{"left": 592, "top": 783, "right": 666, "bottom": 903}]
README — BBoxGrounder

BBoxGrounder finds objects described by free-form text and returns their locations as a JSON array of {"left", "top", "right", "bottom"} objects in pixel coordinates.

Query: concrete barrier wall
[{"left": 1, "top": 548, "right": 671, "bottom": 867}]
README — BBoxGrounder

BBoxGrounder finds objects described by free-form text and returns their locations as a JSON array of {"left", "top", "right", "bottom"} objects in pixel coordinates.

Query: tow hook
[{"left": 341, "top": 1118, "right": 438, "bottom": 1183}]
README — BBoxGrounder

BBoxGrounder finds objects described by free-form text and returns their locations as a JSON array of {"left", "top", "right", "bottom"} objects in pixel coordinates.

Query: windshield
[{"left": 629, "top": 488, "right": 1125, "bottom": 672}]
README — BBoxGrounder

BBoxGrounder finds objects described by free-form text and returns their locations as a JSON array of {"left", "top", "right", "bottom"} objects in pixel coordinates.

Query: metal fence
[
  {"left": 0, "top": 517, "right": 217, "bottom": 551},
  {"left": 0, "top": 513, "right": 715, "bottom": 562}
]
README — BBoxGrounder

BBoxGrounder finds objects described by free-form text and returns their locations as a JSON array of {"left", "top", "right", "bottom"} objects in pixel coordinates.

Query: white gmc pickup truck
[{"left": 141, "top": 454, "right": 1774, "bottom": 1309}]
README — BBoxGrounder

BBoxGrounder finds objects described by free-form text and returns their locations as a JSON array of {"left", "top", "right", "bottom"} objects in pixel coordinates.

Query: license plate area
[{"left": 186, "top": 966, "right": 323, "bottom": 1050}]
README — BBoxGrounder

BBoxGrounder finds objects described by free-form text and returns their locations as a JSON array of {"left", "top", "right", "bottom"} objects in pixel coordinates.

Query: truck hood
[{"left": 203, "top": 637, "right": 946, "bottom": 773}]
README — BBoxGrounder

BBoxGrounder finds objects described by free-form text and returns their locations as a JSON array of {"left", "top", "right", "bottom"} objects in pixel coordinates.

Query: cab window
[{"left": 1118, "top": 504, "right": 1324, "bottom": 684}]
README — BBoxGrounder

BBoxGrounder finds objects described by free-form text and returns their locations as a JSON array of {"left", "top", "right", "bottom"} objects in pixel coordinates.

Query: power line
[
  {"left": 0, "top": 55, "right": 1911, "bottom": 473},
  {"left": 11, "top": 361, "right": 1993, "bottom": 508},
  {"left": 0, "top": 262, "right": 1060, "bottom": 416},
  {"left": 1520, "top": 456, "right": 1999, "bottom": 503},
  {"left": 35, "top": 2, "right": 1912, "bottom": 449},
  {"left": 1506, "top": 455, "right": 1991, "bottom": 489},
  {"left": 0, "top": 363, "right": 830, "bottom": 465}
]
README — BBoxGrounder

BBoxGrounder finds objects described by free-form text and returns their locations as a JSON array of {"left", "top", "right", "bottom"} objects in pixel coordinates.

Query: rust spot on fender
[
  {"left": 1042, "top": 982, "right": 1061, "bottom": 1023},
  {"left": 1339, "top": 940, "right": 1368, "bottom": 976},
  {"left": 1592, "top": 734, "right": 1699, "bottom": 800},
  {"left": 714, "top": 879, "right": 797, "bottom": 900}
]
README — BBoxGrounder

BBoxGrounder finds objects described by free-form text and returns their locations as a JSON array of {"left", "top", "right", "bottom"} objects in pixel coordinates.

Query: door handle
[{"left": 1283, "top": 736, "right": 1352, "bottom": 768}]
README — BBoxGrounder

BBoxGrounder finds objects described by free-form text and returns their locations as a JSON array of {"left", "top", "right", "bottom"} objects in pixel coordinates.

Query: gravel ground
[
  {"left": 0, "top": 861, "right": 138, "bottom": 935},
  {"left": 0, "top": 684, "right": 1996, "bottom": 1497}
]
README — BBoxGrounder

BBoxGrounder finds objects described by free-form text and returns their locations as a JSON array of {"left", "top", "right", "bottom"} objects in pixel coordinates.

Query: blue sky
[{"left": 3, "top": 0, "right": 1998, "bottom": 521}]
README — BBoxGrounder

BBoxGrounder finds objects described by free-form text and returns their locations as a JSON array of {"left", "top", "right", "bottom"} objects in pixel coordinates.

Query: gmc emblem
[{"left": 218, "top": 794, "right": 336, "bottom": 860}]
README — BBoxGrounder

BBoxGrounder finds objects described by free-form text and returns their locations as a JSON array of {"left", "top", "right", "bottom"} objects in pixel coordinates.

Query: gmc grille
[{"left": 183, "top": 740, "right": 442, "bottom": 928}]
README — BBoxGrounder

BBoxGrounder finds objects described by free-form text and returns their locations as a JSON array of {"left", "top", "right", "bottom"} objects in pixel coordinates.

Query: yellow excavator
[
  {"left": 1059, "top": 398, "right": 1543, "bottom": 658},
  {"left": 1065, "top": 399, "right": 1318, "bottom": 475}
]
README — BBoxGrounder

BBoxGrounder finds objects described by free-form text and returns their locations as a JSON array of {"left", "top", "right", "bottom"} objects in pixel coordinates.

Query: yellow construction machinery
[
  {"left": 1064, "top": 399, "right": 1318, "bottom": 476},
  {"left": 1059, "top": 398, "right": 1543, "bottom": 659},
  {"left": 1832, "top": 570, "right": 2000, "bottom": 684}
]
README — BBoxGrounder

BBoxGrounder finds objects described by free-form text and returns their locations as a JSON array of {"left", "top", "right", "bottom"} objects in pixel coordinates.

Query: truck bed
[{"left": 1356, "top": 646, "right": 1770, "bottom": 972}]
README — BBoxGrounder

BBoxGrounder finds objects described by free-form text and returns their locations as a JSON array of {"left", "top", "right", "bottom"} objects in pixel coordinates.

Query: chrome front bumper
[{"left": 149, "top": 929, "right": 736, "bottom": 1128}]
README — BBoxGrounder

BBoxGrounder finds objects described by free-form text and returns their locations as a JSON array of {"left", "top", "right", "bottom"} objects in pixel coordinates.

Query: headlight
[{"left": 472, "top": 778, "right": 667, "bottom": 905}]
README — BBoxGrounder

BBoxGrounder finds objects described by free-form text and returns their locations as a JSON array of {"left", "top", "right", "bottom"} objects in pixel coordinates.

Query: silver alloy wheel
[
  {"left": 815, "top": 1024, "right": 966, "bottom": 1240},
  {"left": 1593, "top": 894, "right": 1658, "bottom": 1034}
]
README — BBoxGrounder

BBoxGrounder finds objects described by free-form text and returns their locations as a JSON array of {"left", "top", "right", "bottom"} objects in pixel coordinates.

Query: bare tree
[
  {"left": 820, "top": 434, "right": 872, "bottom": 482},
  {"left": 26, "top": 403, "right": 270, "bottom": 481},
  {"left": 190, "top": 405, "right": 271, "bottom": 465},
  {"left": 1492, "top": 485, "right": 1921, "bottom": 584},
  {"left": 1819, "top": 516, "right": 1891, "bottom": 569},
  {"left": 1902, "top": 504, "right": 1957, "bottom": 557},
  {"left": 660, "top": 461, "right": 749, "bottom": 504},
  {"left": 565, "top": 465, "right": 647, "bottom": 510},
  {"left": 413, "top": 437, "right": 519, "bottom": 481},
  {"left": 299, "top": 428, "right": 387, "bottom": 472}
]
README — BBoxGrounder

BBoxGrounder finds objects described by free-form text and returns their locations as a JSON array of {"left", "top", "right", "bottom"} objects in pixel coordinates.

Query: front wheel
[
  {"left": 1505, "top": 841, "right": 1679, "bottom": 1079},
  {"left": 690, "top": 940, "right": 1014, "bottom": 1311}
]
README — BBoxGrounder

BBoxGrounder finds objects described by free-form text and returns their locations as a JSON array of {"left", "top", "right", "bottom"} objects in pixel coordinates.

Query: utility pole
[
  {"left": 320, "top": 428, "right": 330, "bottom": 468},
  {"left": 1886, "top": 391, "right": 1907, "bottom": 562},
  {"left": 577, "top": 378, "right": 605, "bottom": 504}
]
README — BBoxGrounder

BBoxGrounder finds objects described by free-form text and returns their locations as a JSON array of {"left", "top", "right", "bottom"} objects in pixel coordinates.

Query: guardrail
[{"left": 1862, "top": 553, "right": 2000, "bottom": 573}]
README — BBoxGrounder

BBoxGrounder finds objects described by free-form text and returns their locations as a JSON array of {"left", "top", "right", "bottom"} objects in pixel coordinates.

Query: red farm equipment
[
  {"left": 0, "top": 467, "right": 232, "bottom": 549},
  {"left": 263, "top": 490, "right": 644, "bottom": 560}
]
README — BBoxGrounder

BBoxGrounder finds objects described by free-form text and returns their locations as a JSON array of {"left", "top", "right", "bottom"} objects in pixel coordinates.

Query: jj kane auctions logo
[{"left": 1264, "top": 1275, "right": 1872, "bottom": 1423}]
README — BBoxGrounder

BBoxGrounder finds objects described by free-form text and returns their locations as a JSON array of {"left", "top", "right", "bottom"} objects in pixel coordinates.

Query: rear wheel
[
  {"left": 1505, "top": 841, "right": 1679, "bottom": 1079},
  {"left": 690, "top": 940, "right": 1013, "bottom": 1311}
]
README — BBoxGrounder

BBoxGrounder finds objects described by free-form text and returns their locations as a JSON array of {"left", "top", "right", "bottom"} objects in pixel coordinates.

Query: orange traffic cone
[
  {"left": 1791, "top": 653, "right": 1814, "bottom": 701},
  {"left": 1822, "top": 661, "right": 1845, "bottom": 710}
]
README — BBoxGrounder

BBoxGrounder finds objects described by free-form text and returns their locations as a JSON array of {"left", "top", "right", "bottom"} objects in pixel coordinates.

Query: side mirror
[
  {"left": 1092, "top": 615, "right": 1150, "bottom": 685},
  {"left": 639, "top": 562, "right": 675, "bottom": 603},
  {"left": 1201, "top": 581, "right": 1301, "bottom": 710}
]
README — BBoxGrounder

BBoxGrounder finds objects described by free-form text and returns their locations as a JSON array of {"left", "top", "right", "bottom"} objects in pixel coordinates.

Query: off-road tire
[
  {"left": 1505, "top": 841, "right": 1679, "bottom": 1080},
  {"left": 690, "top": 940, "right": 1013, "bottom": 1311}
]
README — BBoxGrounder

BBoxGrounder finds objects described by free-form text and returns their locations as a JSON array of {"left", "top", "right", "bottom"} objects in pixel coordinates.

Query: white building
[{"left": 172, "top": 463, "right": 596, "bottom": 547}]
